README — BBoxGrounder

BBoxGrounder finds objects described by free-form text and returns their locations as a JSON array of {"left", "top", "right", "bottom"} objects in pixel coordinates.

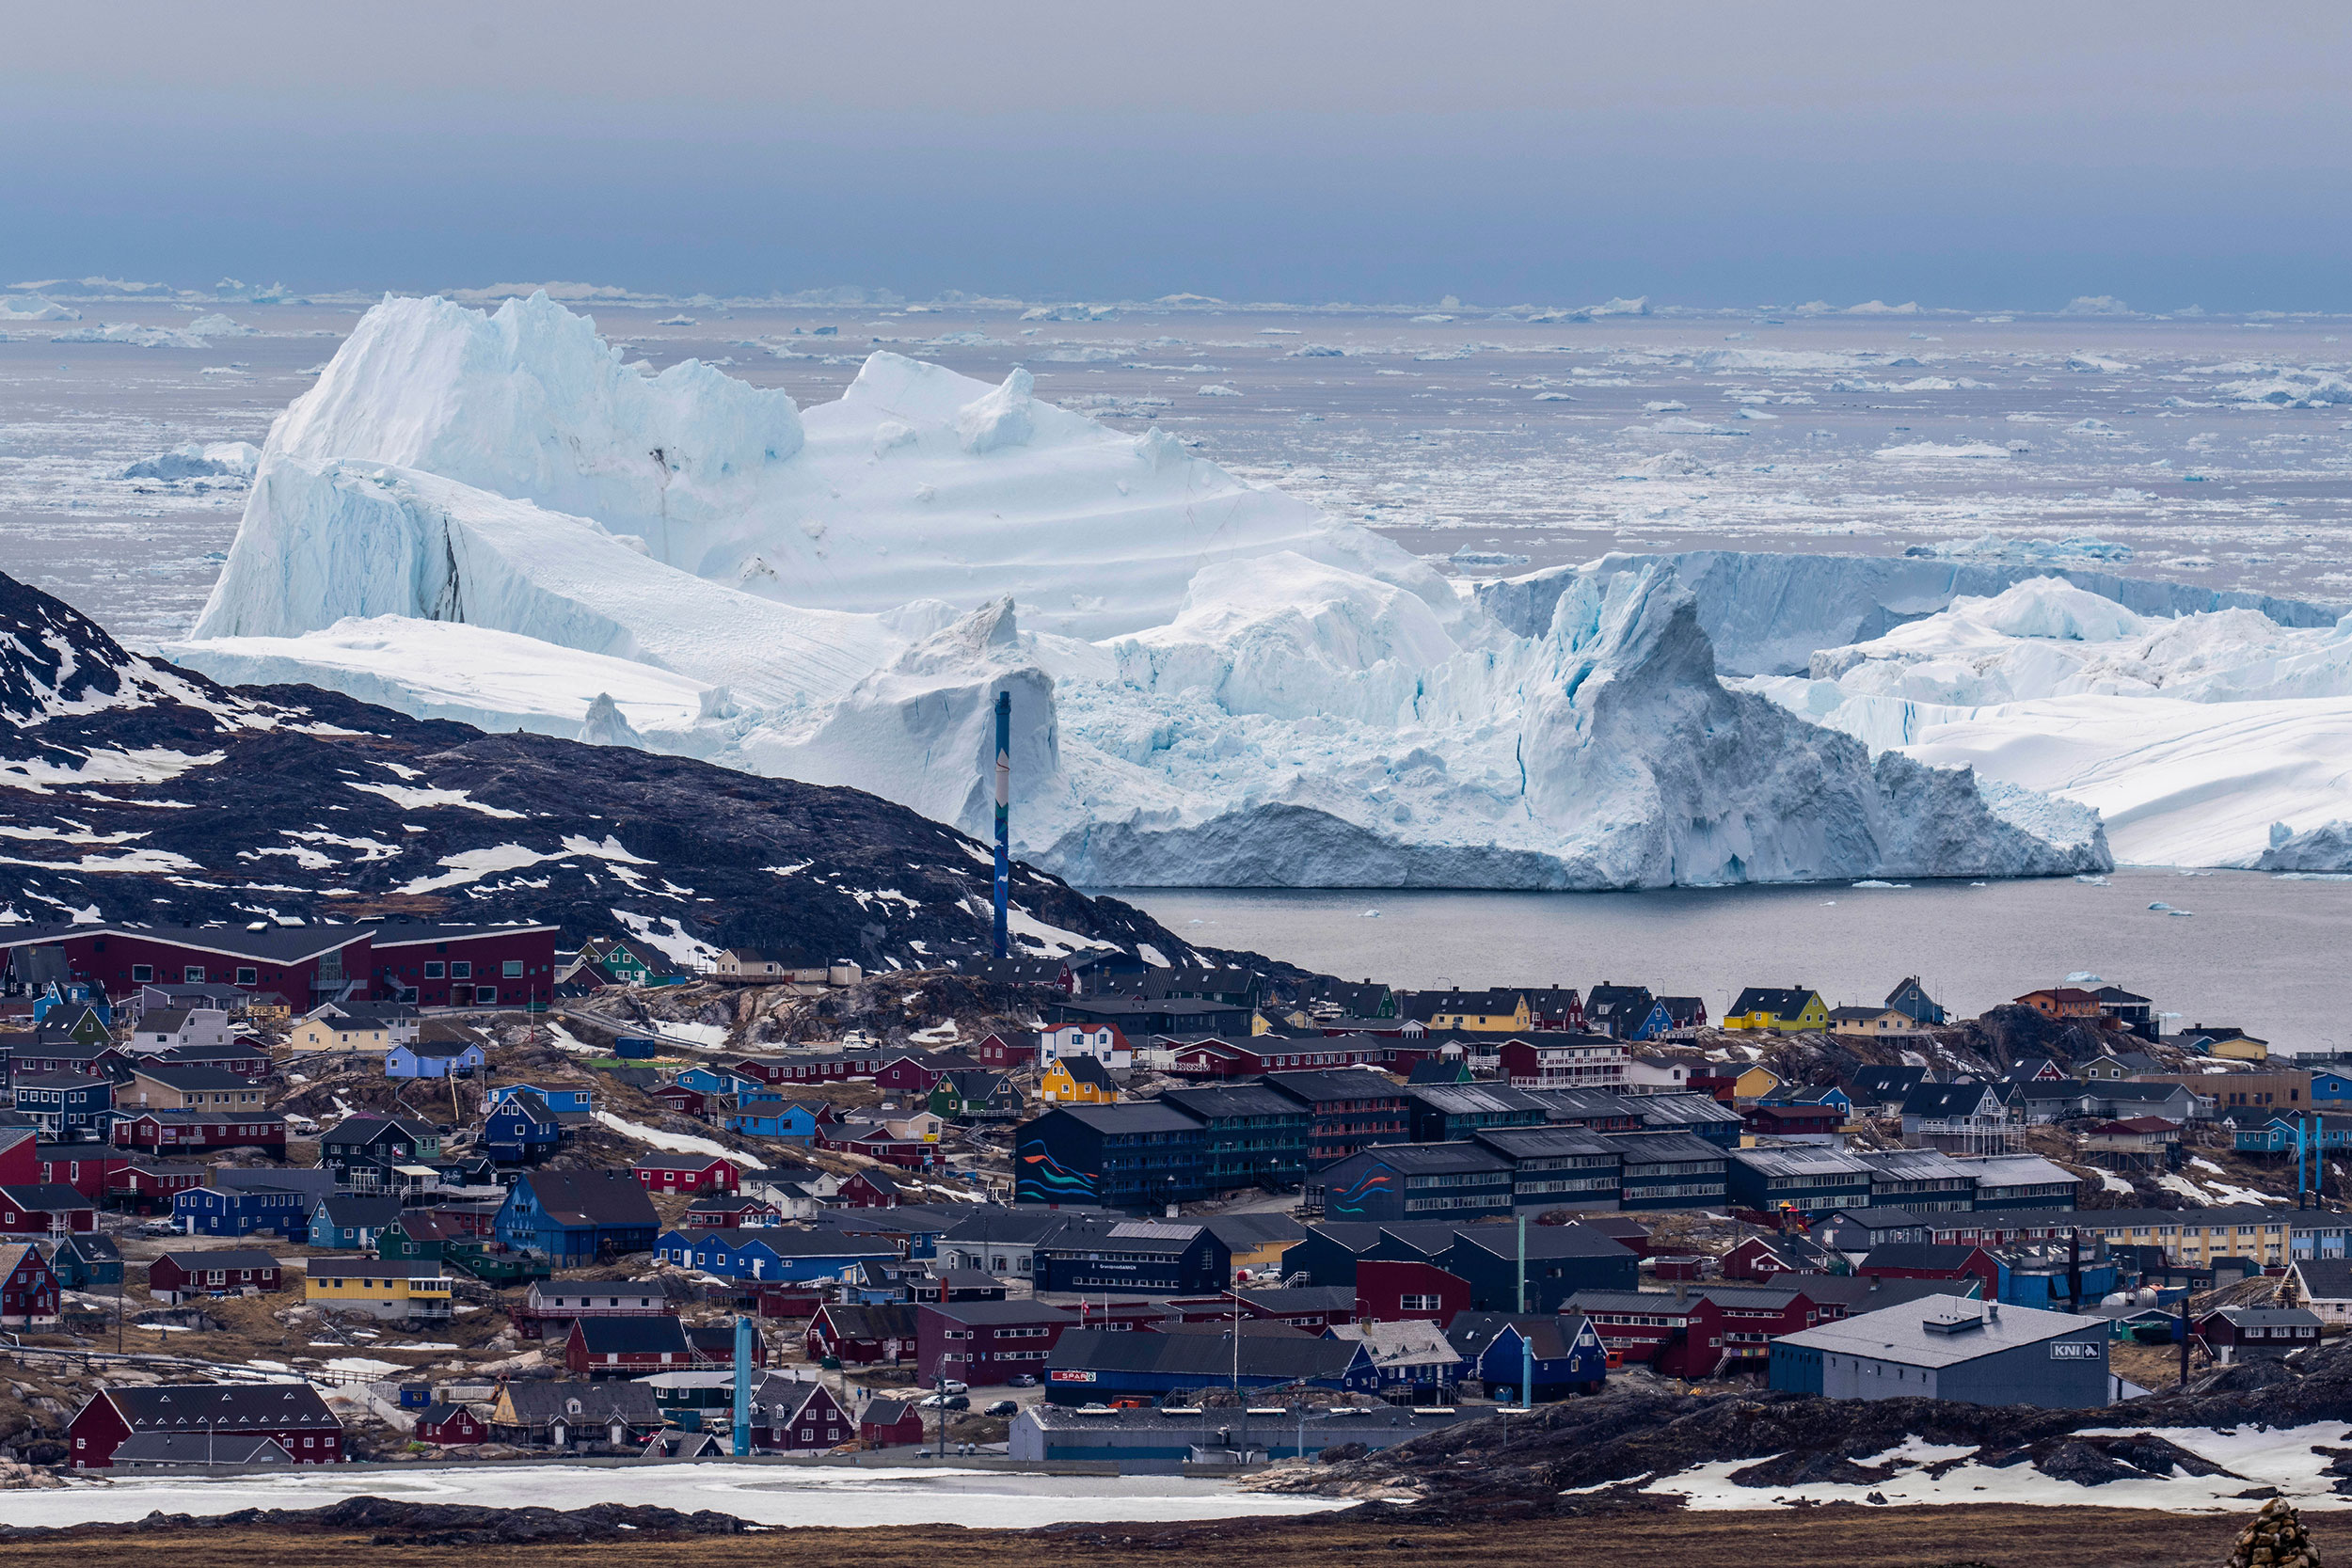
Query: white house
[
  {"left": 123, "top": 1007, "right": 235, "bottom": 1056},
  {"left": 1037, "top": 1022, "right": 1131, "bottom": 1072}
]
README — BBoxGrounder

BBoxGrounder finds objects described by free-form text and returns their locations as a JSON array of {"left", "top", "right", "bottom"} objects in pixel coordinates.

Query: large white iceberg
[
  {"left": 170, "top": 291, "right": 2106, "bottom": 889},
  {"left": 1747, "top": 578, "right": 2352, "bottom": 866}
]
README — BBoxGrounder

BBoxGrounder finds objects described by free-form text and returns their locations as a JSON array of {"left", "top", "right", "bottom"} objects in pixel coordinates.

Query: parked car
[
  {"left": 939, "top": 1380, "right": 969, "bottom": 1394},
  {"left": 141, "top": 1219, "right": 178, "bottom": 1235},
  {"left": 1008, "top": 1373, "right": 1039, "bottom": 1387},
  {"left": 985, "top": 1400, "right": 1017, "bottom": 1417},
  {"left": 915, "top": 1394, "right": 971, "bottom": 1411}
]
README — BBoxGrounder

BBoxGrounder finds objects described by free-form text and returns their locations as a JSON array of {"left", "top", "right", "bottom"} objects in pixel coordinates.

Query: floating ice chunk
[
  {"left": 1197, "top": 383, "right": 1243, "bottom": 396},
  {"left": 0, "top": 295, "right": 78, "bottom": 322}
]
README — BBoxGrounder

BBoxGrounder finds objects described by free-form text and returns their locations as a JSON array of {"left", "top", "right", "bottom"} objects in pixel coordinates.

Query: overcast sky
[{"left": 7, "top": 1, "right": 2349, "bottom": 309}]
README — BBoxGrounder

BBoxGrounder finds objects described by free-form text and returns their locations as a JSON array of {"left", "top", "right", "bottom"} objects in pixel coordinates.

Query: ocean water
[
  {"left": 3, "top": 299, "right": 2347, "bottom": 652},
  {"left": 1110, "top": 869, "right": 2352, "bottom": 1051}
]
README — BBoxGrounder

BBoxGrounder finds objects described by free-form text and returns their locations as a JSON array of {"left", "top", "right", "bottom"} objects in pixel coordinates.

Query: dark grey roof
[
  {"left": 1449, "top": 1223, "right": 1636, "bottom": 1262},
  {"left": 128, "top": 1064, "right": 256, "bottom": 1092},
  {"left": 915, "top": 1299, "right": 1079, "bottom": 1326},
  {"left": 1603, "top": 1131, "right": 1730, "bottom": 1164},
  {"left": 99, "top": 1382, "right": 337, "bottom": 1431},
  {"left": 1861, "top": 1243, "right": 1990, "bottom": 1271},
  {"left": 571, "top": 1316, "right": 691, "bottom": 1354},
  {"left": 1047, "top": 1325, "right": 1361, "bottom": 1381},
  {"left": 154, "top": 1248, "right": 279, "bottom": 1273},
  {"left": 500, "top": 1380, "right": 660, "bottom": 1425},
  {"left": 1632, "top": 1093, "right": 1742, "bottom": 1128},
  {"left": 0, "top": 1183, "right": 94, "bottom": 1210},
  {"left": 1159, "top": 1085, "right": 1309, "bottom": 1120},
  {"left": 317, "top": 1194, "right": 404, "bottom": 1228},
  {"left": 1403, "top": 1084, "right": 1550, "bottom": 1117},
  {"left": 1775, "top": 1295, "right": 2106, "bottom": 1367},
  {"left": 110, "top": 1433, "right": 296, "bottom": 1465},
  {"left": 2209, "top": 1306, "right": 2323, "bottom": 1328},
  {"left": 1260, "top": 1069, "right": 1406, "bottom": 1104},
  {"left": 1343, "top": 1142, "right": 1510, "bottom": 1175},
  {"left": 302, "top": 1259, "right": 451, "bottom": 1281},
  {"left": 1037, "top": 1101, "right": 1201, "bottom": 1135},
  {"left": 2295, "top": 1259, "right": 2352, "bottom": 1301},
  {"left": 1900, "top": 1082, "right": 2004, "bottom": 1117},
  {"left": 1470, "top": 1125, "right": 1619, "bottom": 1161},
  {"left": 519, "top": 1168, "right": 660, "bottom": 1227}
]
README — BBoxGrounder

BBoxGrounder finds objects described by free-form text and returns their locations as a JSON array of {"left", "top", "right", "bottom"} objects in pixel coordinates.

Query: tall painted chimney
[{"left": 993, "top": 690, "right": 1011, "bottom": 959}]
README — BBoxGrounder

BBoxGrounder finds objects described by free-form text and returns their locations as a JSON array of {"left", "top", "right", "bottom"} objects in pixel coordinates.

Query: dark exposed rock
[
  {"left": 0, "top": 571, "right": 1186, "bottom": 965},
  {"left": 0, "top": 1496, "right": 753, "bottom": 1543}
]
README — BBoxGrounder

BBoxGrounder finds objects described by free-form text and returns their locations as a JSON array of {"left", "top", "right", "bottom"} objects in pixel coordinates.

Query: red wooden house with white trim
[{"left": 630, "top": 1153, "right": 740, "bottom": 1195}]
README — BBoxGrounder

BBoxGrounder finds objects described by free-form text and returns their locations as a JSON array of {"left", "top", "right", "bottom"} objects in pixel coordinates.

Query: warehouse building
[
  {"left": 1769, "top": 1293, "right": 2110, "bottom": 1408},
  {"left": 1009, "top": 1402, "right": 1467, "bottom": 1472}
]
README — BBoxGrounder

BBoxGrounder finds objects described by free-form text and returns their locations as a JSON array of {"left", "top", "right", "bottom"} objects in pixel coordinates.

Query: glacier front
[{"left": 168, "top": 291, "right": 2108, "bottom": 889}]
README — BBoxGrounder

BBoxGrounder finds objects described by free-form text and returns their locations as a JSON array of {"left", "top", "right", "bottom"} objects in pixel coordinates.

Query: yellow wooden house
[
  {"left": 1731, "top": 1064, "right": 1783, "bottom": 1101},
  {"left": 1421, "top": 990, "right": 1532, "bottom": 1033},
  {"left": 304, "top": 1259, "right": 454, "bottom": 1321},
  {"left": 1722, "top": 988, "right": 1829, "bottom": 1033},
  {"left": 1041, "top": 1056, "right": 1119, "bottom": 1105}
]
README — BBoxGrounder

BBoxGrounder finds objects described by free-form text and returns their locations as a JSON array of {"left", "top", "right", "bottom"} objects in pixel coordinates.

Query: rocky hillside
[{"left": 0, "top": 571, "right": 1186, "bottom": 966}]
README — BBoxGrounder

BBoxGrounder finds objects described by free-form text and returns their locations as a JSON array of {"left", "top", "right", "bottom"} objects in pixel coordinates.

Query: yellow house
[
  {"left": 287, "top": 1002, "right": 413, "bottom": 1055},
  {"left": 1732, "top": 1064, "right": 1782, "bottom": 1101},
  {"left": 1422, "top": 990, "right": 1532, "bottom": 1033},
  {"left": 1041, "top": 1056, "right": 1119, "bottom": 1105},
  {"left": 1722, "top": 988, "right": 1829, "bottom": 1033},
  {"left": 2210, "top": 1036, "right": 2270, "bottom": 1063},
  {"left": 304, "top": 1259, "right": 454, "bottom": 1321}
]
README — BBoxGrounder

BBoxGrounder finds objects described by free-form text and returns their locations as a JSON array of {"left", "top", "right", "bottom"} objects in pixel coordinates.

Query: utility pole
[
  {"left": 1518, "top": 1212, "right": 1533, "bottom": 1409},
  {"left": 991, "top": 691, "right": 1010, "bottom": 960},
  {"left": 934, "top": 1370, "right": 948, "bottom": 1460}
]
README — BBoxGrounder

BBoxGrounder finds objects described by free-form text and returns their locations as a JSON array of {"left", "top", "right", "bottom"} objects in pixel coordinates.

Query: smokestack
[{"left": 993, "top": 691, "right": 1011, "bottom": 959}]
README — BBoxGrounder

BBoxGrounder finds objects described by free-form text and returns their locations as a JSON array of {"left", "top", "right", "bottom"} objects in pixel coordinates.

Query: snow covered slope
[
  {"left": 170, "top": 292, "right": 2109, "bottom": 889},
  {"left": 1748, "top": 578, "right": 2352, "bottom": 866}
]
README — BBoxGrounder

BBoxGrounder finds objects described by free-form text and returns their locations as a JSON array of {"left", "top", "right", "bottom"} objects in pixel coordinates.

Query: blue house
[
  {"left": 483, "top": 1089, "right": 564, "bottom": 1164},
  {"left": 9, "top": 1073, "right": 115, "bottom": 1141},
  {"left": 489, "top": 1083, "right": 594, "bottom": 1118},
  {"left": 676, "top": 1068, "right": 776, "bottom": 1103},
  {"left": 175, "top": 1184, "right": 315, "bottom": 1239},
  {"left": 1447, "top": 1312, "right": 1610, "bottom": 1401},
  {"left": 652, "top": 1226, "right": 897, "bottom": 1283},
  {"left": 1768, "top": 1085, "right": 1855, "bottom": 1116},
  {"left": 309, "top": 1193, "right": 404, "bottom": 1250},
  {"left": 2312, "top": 1073, "right": 2352, "bottom": 1106},
  {"left": 52, "top": 1232, "right": 124, "bottom": 1289},
  {"left": 386, "top": 1037, "right": 485, "bottom": 1079},
  {"left": 495, "top": 1168, "right": 660, "bottom": 1263},
  {"left": 2234, "top": 1115, "right": 2352, "bottom": 1155},
  {"left": 33, "top": 981, "right": 111, "bottom": 1029},
  {"left": 722, "top": 1102, "right": 821, "bottom": 1143}
]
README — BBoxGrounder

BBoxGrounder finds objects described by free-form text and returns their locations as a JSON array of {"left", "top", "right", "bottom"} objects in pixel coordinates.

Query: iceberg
[
  {"left": 1743, "top": 578, "right": 2352, "bottom": 867},
  {"left": 172, "top": 291, "right": 2109, "bottom": 890}
]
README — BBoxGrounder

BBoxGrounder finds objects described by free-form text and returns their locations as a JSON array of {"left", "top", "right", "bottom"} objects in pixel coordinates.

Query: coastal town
[{"left": 0, "top": 917, "right": 2345, "bottom": 1484}]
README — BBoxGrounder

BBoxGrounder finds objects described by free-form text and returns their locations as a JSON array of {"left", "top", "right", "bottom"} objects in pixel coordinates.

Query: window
[
  {"left": 476, "top": 987, "right": 497, "bottom": 1005},
  {"left": 132, "top": 965, "right": 153, "bottom": 984},
  {"left": 504, "top": 960, "right": 524, "bottom": 978},
  {"left": 424, "top": 962, "right": 445, "bottom": 979},
  {"left": 452, "top": 961, "right": 472, "bottom": 979},
  {"left": 184, "top": 966, "right": 205, "bottom": 983},
  {"left": 234, "top": 967, "right": 258, "bottom": 985}
]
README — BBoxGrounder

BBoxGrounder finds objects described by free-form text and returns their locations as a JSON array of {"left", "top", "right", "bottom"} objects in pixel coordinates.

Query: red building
[
  {"left": 0, "top": 1183, "right": 98, "bottom": 1236},
  {"left": 630, "top": 1153, "right": 740, "bottom": 1195},
  {"left": 564, "top": 1315, "right": 695, "bottom": 1378},
  {"left": 747, "top": 1376, "right": 853, "bottom": 1450},
  {"left": 0, "top": 922, "right": 557, "bottom": 1010},
  {"left": 873, "top": 1052, "right": 980, "bottom": 1095},
  {"left": 1740, "top": 1103, "right": 1847, "bottom": 1141},
  {"left": 915, "top": 1300, "right": 1080, "bottom": 1385},
  {"left": 651, "top": 1085, "right": 716, "bottom": 1118},
  {"left": 149, "top": 1247, "right": 283, "bottom": 1299},
  {"left": 1500, "top": 1035, "right": 1629, "bottom": 1089},
  {"left": 731, "top": 1050, "right": 888, "bottom": 1086},
  {"left": 858, "top": 1396, "right": 926, "bottom": 1447},
  {"left": 416, "top": 1402, "right": 488, "bottom": 1445},
  {"left": 1352, "top": 1259, "right": 1472, "bottom": 1325},
  {"left": 1166, "top": 1036, "right": 1437, "bottom": 1079},
  {"left": 0, "top": 1132, "right": 30, "bottom": 1189},
  {"left": 112, "top": 1110, "right": 287, "bottom": 1156},
  {"left": 969, "top": 1033, "right": 1033, "bottom": 1070},
  {"left": 1569, "top": 1285, "right": 1821, "bottom": 1378},
  {"left": 67, "top": 1383, "right": 342, "bottom": 1468},
  {"left": 110, "top": 1158, "right": 205, "bottom": 1213},
  {"left": 0, "top": 1243, "right": 60, "bottom": 1325},
  {"left": 1854, "top": 1243, "right": 2003, "bottom": 1298},
  {"left": 805, "top": 1303, "right": 917, "bottom": 1365},
  {"left": 367, "top": 924, "right": 561, "bottom": 1008}
]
